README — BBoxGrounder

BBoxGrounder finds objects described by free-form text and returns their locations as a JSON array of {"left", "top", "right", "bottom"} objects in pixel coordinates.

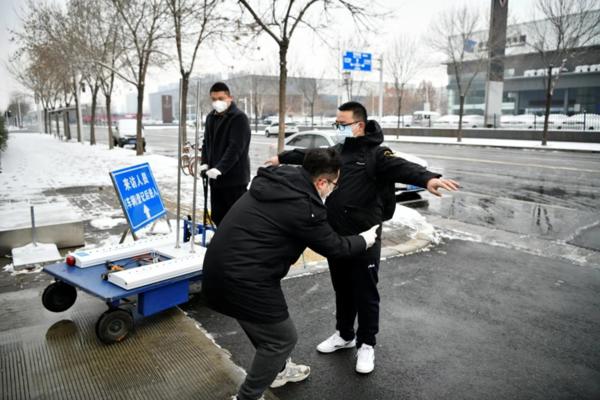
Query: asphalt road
[
  {"left": 64, "top": 124, "right": 600, "bottom": 399},
  {"left": 182, "top": 239, "right": 600, "bottom": 400}
]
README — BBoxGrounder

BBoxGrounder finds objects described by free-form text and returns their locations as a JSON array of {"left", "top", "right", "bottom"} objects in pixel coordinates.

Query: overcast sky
[{"left": 0, "top": 0, "right": 540, "bottom": 111}]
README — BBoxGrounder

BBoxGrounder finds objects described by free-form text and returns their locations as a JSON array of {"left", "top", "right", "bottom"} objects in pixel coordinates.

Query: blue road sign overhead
[
  {"left": 343, "top": 51, "right": 372, "bottom": 72},
  {"left": 110, "top": 163, "right": 166, "bottom": 232}
]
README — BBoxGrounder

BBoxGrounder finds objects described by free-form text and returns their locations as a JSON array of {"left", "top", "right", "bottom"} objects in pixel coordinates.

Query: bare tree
[
  {"left": 237, "top": 0, "right": 373, "bottom": 152},
  {"left": 429, "top": 5, "right": 487, "bottom": 141},
  {"left": 167, "top": 0, "right": 227, "bottom": 144},
  {"left": 10, "top": 1, "right": 76, "bottom": 137},
  {"left": 109, "top": 0, "right": 170, "bottom": 155},
  {"left": 387, "top": 36, "right": 420, "bottom": 128},
  {"left": 70, "top": 1, "right": 124, "bottom": 149},
  {"left": 528, "top": 0, "right": 600, "bottom": 145},
  {"left": 293, "top": 67, "right": 325, "bottom": 128}
]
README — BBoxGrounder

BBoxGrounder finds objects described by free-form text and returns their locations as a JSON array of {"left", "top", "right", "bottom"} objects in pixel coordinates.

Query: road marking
[{"left": 414, "top": 154, "right": 599, "bottom": 173}]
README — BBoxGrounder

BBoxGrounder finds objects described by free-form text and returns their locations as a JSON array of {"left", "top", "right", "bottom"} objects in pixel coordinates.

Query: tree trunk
[
  {"left": 106, "top": 94, "right": 114, "bottom": 149},
  {"left": 277, "top": 42, "right": 289, "bottom": 153},
  {"left": 90, "top": 84, "right": 100, "bottom": 145},
  {"left": 542, "top": 69, "right": 552, "bottom": 146},
  {"left": 64, "top": 111, "right": 71, "bottom": 140},
  {"left": 44, "top": 108, "right": 48, "bottom": 134},
  {"left": 311, "top": 103, "right": 314, "bottom": 128},
  {"left": 136, "top": 84, "right": 145, "bottom": 156},
  {"left": 55, "top": 113, "right": 60, "bottom": 139},
  {"left": 180, "top": 73, "right": 189, "bottom": 145},
  {"left": 253, "top": 95, "right": 259, "bottom": 133},
  {"left": 74, "top": 78, "right": 82, "bottom": 142},
  {"left": 458, "top": 95, "right": 465, "bottom": 142}
]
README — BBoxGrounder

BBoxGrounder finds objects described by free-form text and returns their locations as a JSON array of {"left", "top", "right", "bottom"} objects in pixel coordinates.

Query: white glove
[
  {"left": 359, "top": 225, "right": 379, "bottom": 249},
  {"left": 206, "top": 168, "right": 221, "bottom": 180},
  {"left": 198, "top": 164, "right": 209, "bottom": 172}
]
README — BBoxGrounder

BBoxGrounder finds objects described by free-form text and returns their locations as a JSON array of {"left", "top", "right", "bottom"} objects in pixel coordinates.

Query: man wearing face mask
[
  {"left": 202, "top": 148, "right": 378, "bottom": 400},
  {"left": 267, "top": 101, "right": 460, "bottom": 375},
  {"left": 199, "top": 82, "right": 251, "bottom": 226}
]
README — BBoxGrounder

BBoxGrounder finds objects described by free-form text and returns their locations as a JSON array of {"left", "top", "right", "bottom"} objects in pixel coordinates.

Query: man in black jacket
[
  {"left": 202, "top": 148, "right": 379, "bottom": 400},
  {"left": 268, "top": 101, "right": 459, "bottom": 374},
  {"left": 200, "top": 82, "right": 251, "bottom": 225}
]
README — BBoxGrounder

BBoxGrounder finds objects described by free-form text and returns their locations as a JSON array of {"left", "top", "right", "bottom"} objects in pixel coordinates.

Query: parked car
[
  {"left": 284, "top": 130, "right": 428, "bottom": 198},
  {"left": 265, "top": 122, "right": 299, "bottom": 137},
  {"left": 562, "top": 113, "right": 600, "bottom": 130},
  {"left": 113, "top": 118, "right": 146, "bottom": 150},
  {"left": 433, "top": 115, "right": 460, "bottom": 128}
]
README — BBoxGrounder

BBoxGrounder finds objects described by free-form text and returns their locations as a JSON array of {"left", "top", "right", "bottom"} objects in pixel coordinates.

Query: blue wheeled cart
[{"left": 42, "top": 255, "right": 203, "bottom": 344}]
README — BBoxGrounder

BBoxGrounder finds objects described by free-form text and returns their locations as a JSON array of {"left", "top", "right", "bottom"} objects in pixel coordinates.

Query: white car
[
  {"left": 112, "top": 118, "right": 146, "bottom": 149},
  {"left": 284, "top": 130, "right": 428, "bottom": 196},
  {"left": 562, "top": 113, "right": 600, "bottom": 130},
  {"left": 265, "top": 122, "right": 299, "bottom": 137}
]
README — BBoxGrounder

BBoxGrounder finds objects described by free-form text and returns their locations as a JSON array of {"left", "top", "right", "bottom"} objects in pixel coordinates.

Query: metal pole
[
  {"left": 190, "top": 81, "right": 201, "bottom": 253},
  {"left": 176, "top": 78, "right": 183, "bottom": 248},
  {"left": 30, "top": 206, "right": 37, "bottom": 246},
  {"left": 378, "top": 55, "right": 384, "bottom": 121}
]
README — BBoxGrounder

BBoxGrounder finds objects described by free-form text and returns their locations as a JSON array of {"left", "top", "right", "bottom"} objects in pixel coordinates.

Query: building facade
[{"left": 446, "top": 11, "right": 600, "bottom": 116}]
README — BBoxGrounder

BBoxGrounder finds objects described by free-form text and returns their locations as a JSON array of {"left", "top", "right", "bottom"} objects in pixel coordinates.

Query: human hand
[
  {"left": 264, "top": 156, "right": 280, "bottom": 166},
  {"left": 426, "top": 178, "right": 460, "bottom": 197},
  {"left": 359, "top": 225, "right": 379, "bottom": 249},
  {"left": 206, "top": 168, "right": 221, "bottom": 180}
]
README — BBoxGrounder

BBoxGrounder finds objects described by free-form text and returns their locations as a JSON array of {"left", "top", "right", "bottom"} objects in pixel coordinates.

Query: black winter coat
[
  {"left": 201, "top": 102, "right": 250, "bottom": 188},
  {"left": 279, "top": 120, "right": 441, "bottom": 236},
  {"left": 201, "top": 165, "right": 367, "bottom": 323}
]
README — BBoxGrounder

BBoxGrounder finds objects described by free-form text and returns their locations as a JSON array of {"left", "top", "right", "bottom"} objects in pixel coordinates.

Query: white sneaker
[
  {"left": 355, "top": 344, "right": 375, "bottom": 374},
  {"left": 270, "top": 358, "right": 310, "bottom": 388},
  {"left": 316, "top": 331, "right": 356, "bottom": 353}
]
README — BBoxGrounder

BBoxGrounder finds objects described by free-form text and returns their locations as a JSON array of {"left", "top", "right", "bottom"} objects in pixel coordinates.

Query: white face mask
[{"left": 212, "top": 100, "right": 229, "bottom": 113}]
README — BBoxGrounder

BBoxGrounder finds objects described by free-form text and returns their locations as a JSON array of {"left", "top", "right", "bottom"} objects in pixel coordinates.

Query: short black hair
[
  {"left": 302, "top": 148, "right": 341, "bottom": 179},
  {"left": 209, "top": 82, "right": 230, "bottom": 95},
  {"left": 338, "top": 101, "right": 367, "bottom": 123}
]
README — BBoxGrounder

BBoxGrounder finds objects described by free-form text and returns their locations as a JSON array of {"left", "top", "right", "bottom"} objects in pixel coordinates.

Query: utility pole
[{"left": 378, "top": 55, "right": 384, "bottom": 121}]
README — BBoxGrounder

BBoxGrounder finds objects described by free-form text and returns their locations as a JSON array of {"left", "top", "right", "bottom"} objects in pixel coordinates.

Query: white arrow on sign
[{"left": 143, "top": 204, "right": 151, "bottom": 219}]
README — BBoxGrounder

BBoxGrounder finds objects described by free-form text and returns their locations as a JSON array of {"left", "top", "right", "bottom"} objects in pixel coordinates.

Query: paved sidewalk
[{"left": 0, "top": 287, "right": 279, "bottom": 400}]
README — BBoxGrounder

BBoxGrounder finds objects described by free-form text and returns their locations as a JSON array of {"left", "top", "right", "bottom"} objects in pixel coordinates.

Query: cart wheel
[
  {"left": 42, "top": 281, "right": 77, "bottom": 312},
  {"left": 95, "top": 309, "right": 133, "bottom": 344}
]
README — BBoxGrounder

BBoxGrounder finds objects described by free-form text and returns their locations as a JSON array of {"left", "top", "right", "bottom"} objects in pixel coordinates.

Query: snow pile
[
  {"left": 389, "top": 204, "right": 440, "bottom": 244},
  {"left": 0, "top": 133, "right": 202, "bottom": 209},
  {"left": 11, "top": 242, "right": 62, "bottom": 267}
]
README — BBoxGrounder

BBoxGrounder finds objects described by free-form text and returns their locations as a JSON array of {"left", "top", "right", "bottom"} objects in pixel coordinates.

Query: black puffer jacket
[
  {"left": 201, "top": 102, "right": 250, "bottom": 188},
  {"left": 202, "top": 165, "right": 366, "bottom": 323},
  {"left": 279, "top": 120, "right": 441, "bottom": 236}
]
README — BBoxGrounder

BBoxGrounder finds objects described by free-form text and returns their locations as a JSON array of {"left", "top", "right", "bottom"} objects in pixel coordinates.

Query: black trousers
[
  {"left": 236, "top": 317, "right": 298, "bottom": 400},
  {"left": 210, "top": 184, "right": 247, "bottom": 226},
  {"left": 327, "top": 240, "right": 380, "bottom": 347}
]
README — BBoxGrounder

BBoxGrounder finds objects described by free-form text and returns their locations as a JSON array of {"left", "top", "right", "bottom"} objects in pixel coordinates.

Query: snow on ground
[
  {"left": 0, "top": 132, "right": 205, "bottom": 216},
  {"left": 389, "top": 204, "right": 440, "bottom": 244},
  {"left": 90, "top": 217, "right": 127, "bottom": 229}
]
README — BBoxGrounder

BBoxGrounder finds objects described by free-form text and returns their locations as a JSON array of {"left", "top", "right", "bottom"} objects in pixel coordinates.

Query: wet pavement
[
  {"left": 2, "top": 127, "right": 599, "bottom": 399},
  {"left": 182, "top": 239, "right": 600, "bottom": 400},
  {"left": 0, "top": 288, "right": 276, "bottom": 400}
]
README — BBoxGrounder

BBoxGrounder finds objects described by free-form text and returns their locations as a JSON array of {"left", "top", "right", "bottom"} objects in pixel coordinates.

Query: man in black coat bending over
[
  {"left": 200, "top": 82, "right": 251, "bottom": 225},
  {"left": 202, "top": 148, "right": 379, "bottom": 400},
  {"left": 268, "top": 101, "right": 460, "bottom": 375}
]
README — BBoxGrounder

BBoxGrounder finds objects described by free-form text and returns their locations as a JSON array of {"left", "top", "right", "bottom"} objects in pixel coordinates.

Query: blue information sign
[
  {"left": 110, "top": 163, "right": 166, "bottom": 232},
  {"left": 342, "top": 51, "right": 372, "bottom": 72}
]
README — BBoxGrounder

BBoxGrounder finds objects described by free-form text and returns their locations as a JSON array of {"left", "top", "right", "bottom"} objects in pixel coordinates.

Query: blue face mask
[{"left": 337, "top": 123, "right": 354, "bottom": 137}]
